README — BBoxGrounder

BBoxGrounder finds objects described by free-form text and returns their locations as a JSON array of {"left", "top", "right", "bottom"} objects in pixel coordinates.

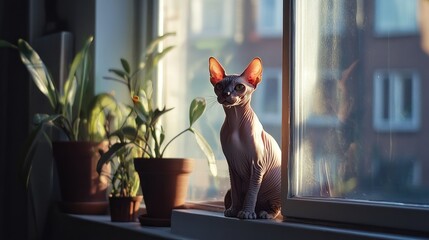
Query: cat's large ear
[
  {"left": 209, "top": 57, "right": 226, "bottom": 85},
  {"left": 241, "top": 58, "right": 263, "bottom": 87}
]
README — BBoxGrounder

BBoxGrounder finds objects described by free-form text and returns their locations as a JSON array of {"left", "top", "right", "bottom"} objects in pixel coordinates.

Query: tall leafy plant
[
  {"left": 0, "top": 36, "right": 120, "bottom": 186},
  {"left": 98, "top": 33, "right": 218, "bottom": 176}
]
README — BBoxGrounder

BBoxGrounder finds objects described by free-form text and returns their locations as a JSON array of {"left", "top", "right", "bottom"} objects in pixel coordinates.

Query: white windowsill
[{"left": 51, "top": 209, "right": 424, "bottom": 240}]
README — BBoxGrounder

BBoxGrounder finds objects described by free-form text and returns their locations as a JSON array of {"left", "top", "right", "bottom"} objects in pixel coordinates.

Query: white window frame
[
  {"left": 373, "top": 69, "right": 421, "bottom": 132},
  {"left": 283, "top": 0, "right": 429, "bottom": 233},
  {"left": 256, "top": 0, "right": 283, "bottom": 37}
]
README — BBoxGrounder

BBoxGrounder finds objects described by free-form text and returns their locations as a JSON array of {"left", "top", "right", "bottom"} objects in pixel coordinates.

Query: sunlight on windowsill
[{"left": 54, "top": 204, "right": 418, "bottom": 240}]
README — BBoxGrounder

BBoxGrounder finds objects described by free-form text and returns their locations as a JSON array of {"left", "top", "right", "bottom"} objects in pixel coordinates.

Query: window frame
[{"left": 282, "top": 0, "right": 429, "bottom": 233}]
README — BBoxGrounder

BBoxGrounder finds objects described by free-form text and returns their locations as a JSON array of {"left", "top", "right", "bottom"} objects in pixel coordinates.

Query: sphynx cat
[{"left": 209, "top": 57, "right": 281, "bottom": 219}]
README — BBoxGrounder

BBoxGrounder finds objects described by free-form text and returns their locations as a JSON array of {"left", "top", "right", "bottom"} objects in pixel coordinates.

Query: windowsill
[{"left": 50, "top": 208, "right": 423, "bottom": 240}]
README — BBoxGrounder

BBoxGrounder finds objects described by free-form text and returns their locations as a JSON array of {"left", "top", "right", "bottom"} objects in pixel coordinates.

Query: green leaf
[
  {"left": 121, "top": 58, "right": 130, "bottom": 74},
  {"left": 151, "top": 107, "right": 173, "bottom": 126},
  {"left": 145, "top": 32, "right": 176, "bottom": 55},
  {"left": 96, "top": 142, "right": 128, "bottom": 175},
  {"left": 190, "top": 128, "right": 217, "bottom": 176},
  {"left": 109, "top": 69, "right": 128, "bottom": 79},
  {"left": 0, "top": 40, "right": 17, "bottom": 49},
  {"left": 21, "top": 114, "right": 68, "bottom": 187},
  {"left": 17, "top": 39, "right": 58, "bottom": 109},
  {"left": 62, "top": 76, "right": 77, "bottom": 120},
  {"left": 21, "top": 124, "right": 45, "bottom": 188},
  {"left": 152, "top": 46, "right": 175, "bottom": 67},
  {"left": 130, "top": 171, "right": 140, "bottom": 197},
  {"left": 189, "top": 97, "right": 206, "bottom": 127},
  {"left": 74, "top": 37, "right": 93, "bottom": 127},
  {"left": 133, "top": 98, "right": 148, "bottom": 123},
  {"left": 88, "top": 93, "right": 119, "bottom": 141},
  {"left": 143, "top": 80, "right": 153, "bottom": 101}
]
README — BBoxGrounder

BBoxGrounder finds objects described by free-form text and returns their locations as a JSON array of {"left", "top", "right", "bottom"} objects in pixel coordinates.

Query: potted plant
[
  {"left": 97, "top": 33, "right": 217, "bottom": 226},
  {"left": 0, "top": 36, "right": 120, "bottom": 214},
  {"left": 99, "top": 145, "right": 142, "bottom": 222}
]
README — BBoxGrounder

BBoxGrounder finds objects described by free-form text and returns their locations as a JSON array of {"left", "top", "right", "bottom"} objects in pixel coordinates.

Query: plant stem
[{"left": 160, "top": 128, "right": 190, "bottom": 157}]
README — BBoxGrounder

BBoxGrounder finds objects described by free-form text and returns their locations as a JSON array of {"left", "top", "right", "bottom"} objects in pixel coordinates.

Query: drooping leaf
[
  {"left": 96, "top": 142, "right": 128, "bottom": 175},
  {"left": 21, "top": 114, "right": 67, "bottom": 187},
  {"left": 17, "top": 39, "right": 58, "bottom": 109},
  {"left": 190, "top": 128, "right": 217, "bottom": 176},
  {"left": 21, "top": 124, "right": 45, "bottom": 188},
  {"left": 189, "top": 97, "right": 206, "bottom": 127},
  {"left": 0, "top": 40, "right": 17, "bottom": 49}
]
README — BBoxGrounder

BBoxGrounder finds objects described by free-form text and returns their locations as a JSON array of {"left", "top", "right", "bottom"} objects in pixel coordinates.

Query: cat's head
[{"left": 208, "top": 57, "right": 263, "bottom": 107}]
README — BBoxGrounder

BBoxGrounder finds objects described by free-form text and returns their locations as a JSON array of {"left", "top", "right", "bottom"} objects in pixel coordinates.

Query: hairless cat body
[{"left": 209, "top": 57, "right": 281, "bottom": 219}]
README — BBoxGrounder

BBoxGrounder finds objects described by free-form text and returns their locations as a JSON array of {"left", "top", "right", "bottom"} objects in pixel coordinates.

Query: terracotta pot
[
  {"left": 52, "top": 141, "right": 110, "bottom": 214},
  {"left": 109, "top": 195, "right": 143, "bottom": 222},
  {"left": 134, "top": 158, "right": 194, "bottom": 222}
]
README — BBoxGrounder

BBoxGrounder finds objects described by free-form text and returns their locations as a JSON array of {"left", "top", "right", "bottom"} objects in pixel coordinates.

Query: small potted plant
[
  {"left": 99, "top": 145, "right": 142, "bottom": 222},
  {"left": 97, "top": 33, "right": 217, "bottom": 226},
  {"left": 1, "top": 36, "right": 120, "bottom": 214}
]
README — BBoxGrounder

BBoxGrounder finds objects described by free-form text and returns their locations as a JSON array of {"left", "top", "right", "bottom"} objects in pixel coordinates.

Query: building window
[
  {"left": 373, "top": 70, "right": 421, "bottom": 132},
  {"left": 190, "top": 0, "right": 234, "bottom": 38},
  {"left": 256, "top": 0, "right": 283, "bottom": 37},
  {"left": 374, "top": 0, "right": 419, "bottom": 36},
  {"left": 253, "top": 68, "right": 282, "bottom": 125},
  {"left": 286, "top": 0, "right": 429, "bottom": 232}
]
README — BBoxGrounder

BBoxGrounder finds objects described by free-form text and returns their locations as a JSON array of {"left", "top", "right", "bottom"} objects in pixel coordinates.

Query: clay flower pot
[
  {"left": 134, "top": 158, "right": 194, "bottom": 226},
  {"left": 109, "top": 195, "right": 143, "bottom": 222},
  {"left": 52, "top": 141, "right": 110, "bottom": 214}
]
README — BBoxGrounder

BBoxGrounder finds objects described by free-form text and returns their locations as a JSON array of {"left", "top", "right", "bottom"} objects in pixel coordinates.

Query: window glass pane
[
  {"left": 160, "top": 0, "right": 282, "bottom": 201},
  {"left": 292, "top": 0, "right": 429, "bottom": 206}
]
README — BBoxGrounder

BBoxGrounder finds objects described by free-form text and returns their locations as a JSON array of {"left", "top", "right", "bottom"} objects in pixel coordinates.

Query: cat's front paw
[
  {"left": 237, "top": 210, "right": 257, "bottom": 219},
  {"left": 224, "top": 207, "right": 239, "bottom": 218}
]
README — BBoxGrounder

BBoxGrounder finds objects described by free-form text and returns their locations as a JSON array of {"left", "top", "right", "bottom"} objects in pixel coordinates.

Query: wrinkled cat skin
[{"left": 209, "top": 57, "right": 281, "bottom": 219}]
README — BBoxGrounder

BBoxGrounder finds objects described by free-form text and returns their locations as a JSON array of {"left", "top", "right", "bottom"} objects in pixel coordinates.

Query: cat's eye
[
  {"left": 215, "top": 83, "right": 224, "bottom": 90},
  {"left": 234, "top": 84, "right": 245, "bottom": 91}
]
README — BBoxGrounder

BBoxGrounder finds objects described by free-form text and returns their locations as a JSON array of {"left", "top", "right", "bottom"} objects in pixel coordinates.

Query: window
[
  {"left": 190, "top": 0, "right": 234, "bottom": 38},
  {"left": 285, "top": 0, "right": 429, "bottom": 232},
  {"left": 256, "top": 0, "right": 283, "bottom": 37},
  {"left": 373, "top": 70, "right": 421, "bottom": 132},
  {"left": 374, "top": 0, "right": 419, "bottom": 36},
  {"left": 253, "top": 68, "right": 282, "bottom": 125}
]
